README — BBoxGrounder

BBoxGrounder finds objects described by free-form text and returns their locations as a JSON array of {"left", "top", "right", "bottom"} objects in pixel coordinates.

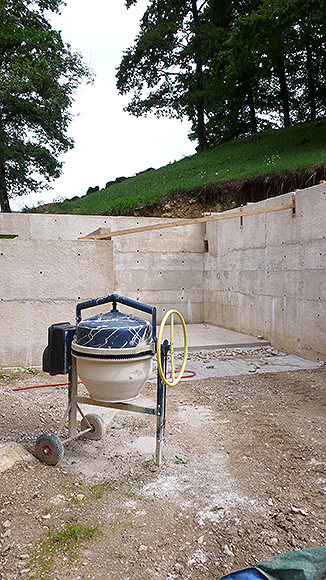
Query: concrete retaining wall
[
  {"left": 204, "top": 185, "right": 326, "bottom": 361},
  {"left": 0, "top": 183, "right": 325, "bottom": 367},
  {"left": 0, "top": 214, "right": 204, "bottom": 367}
]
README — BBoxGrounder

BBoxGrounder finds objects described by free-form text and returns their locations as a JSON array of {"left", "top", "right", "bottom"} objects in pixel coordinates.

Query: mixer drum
[{"left": 72, "top": 310, "right": 154, "bottom": 402}]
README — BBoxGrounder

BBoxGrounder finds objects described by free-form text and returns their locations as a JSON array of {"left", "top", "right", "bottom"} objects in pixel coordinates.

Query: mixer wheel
[
  {"left": 35, "top": 432, "right": 64, "bottom": 466},
  {"left": 81, "top": 413, "right": 105, "bottom": 440}
]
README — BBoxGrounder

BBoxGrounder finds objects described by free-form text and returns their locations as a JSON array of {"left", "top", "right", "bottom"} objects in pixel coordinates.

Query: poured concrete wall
[
  {"left": 113, "top": 219, "right": 205, "bottom": 323},
  {"left": 0, "top": 214, "right": 204, "bottom": 367},
  {"left": 0, "top": 183, "right": 325, "bottom": 367},
  {"left": 204, "top": 185, "right": 326, "bottom": 361}
]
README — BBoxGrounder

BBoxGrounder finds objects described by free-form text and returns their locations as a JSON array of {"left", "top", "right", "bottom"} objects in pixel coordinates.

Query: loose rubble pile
[
  {"left": 151, "top": 346, "right": 321, "bottom": 380},
  {"left": 187, "top": 346, "right": 280, "bottom": 360}
]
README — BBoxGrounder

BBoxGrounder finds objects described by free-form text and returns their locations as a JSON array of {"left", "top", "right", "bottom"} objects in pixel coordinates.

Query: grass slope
[{"left": 29, "top": 120, "right": 326, "bottom": 215}]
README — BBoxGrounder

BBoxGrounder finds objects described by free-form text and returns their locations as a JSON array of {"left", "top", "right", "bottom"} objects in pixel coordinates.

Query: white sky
[{"left": 11, "top": 0, "right": 195, "bottom": 211}]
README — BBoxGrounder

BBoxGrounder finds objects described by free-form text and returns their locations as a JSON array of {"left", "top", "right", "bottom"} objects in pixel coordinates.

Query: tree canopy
[
  {"left": 117, "top": 0, "right": 210, "bottom": 152},
  {"left": 0, "top": 0, "right": 92, "bottom": 212},
  {"left": 117, "top": 0, "right": 326, "bottom": 151}
]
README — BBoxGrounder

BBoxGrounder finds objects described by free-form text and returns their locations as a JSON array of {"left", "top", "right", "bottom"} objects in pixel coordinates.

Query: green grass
[
  {"left": 0, "top": 366, "right": 40, "bottom": 380},
  {"left": 28, "top": 522, "right": 101, "bottom": 579},
  {"left": 27, "top": 120, "right": 326, "bottom": 215},
  {"left": 50, "top": 522, "right": 100, "bottom": 547},
  {"left": 175, "top": 455, "right": 189, "bottom": 465}
]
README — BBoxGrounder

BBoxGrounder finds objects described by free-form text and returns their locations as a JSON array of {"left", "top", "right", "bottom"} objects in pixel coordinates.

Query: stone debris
[
  {"left": 151, "top": 346, "right": 319, "bottom": 380},
  {"left": 185, "top": 346, "right": 280, "bottom": 362},
  {"left": 0, "top": 442, "right": 36, "bottom": 473}
]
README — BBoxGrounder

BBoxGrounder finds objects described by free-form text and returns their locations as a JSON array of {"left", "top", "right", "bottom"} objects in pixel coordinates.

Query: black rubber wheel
[
  {"left": 35, "top": 432, "right": 64, "bottom": 466},
  {"left": 80, "top": 413, "right": 105, "bottom": 440}
]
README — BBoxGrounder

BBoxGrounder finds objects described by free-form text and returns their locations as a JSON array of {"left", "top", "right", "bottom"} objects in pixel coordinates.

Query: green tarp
[
  {"left": 220, "top": 548, "right": 326, "bottom": 580},
  {"left": 257, "top": 548, "right": 326, "bottom": 580}
]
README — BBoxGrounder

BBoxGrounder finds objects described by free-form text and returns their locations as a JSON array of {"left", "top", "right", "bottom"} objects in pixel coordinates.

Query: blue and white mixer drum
[{"left": 72, "top": 310, "right": 155, "bottom": 402}]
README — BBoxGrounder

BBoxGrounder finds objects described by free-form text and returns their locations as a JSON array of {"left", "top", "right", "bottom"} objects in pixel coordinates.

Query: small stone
[
  {"left": 174, "top": 563, "right": 183, "bottom": 571},
  {"left": 224, "top": 544, "right": 234, "bottom": 557},
  {"left": 76, "top": 494, "right": 85, "bottom": 501},
  {"left": 291, "top": 505, "right": 308, "bottom": 516},
  {"left": 198, "top": 535, "right": 204, "bottom": 544},
  {"left": 50, "top": 494, "right": 65, "bottom": 505}
]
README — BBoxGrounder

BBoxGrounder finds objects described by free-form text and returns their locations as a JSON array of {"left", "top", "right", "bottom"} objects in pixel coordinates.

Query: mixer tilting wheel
[
  {"left": 157, "top": 309, "right": 188, "bottom": 387},
  {"left": 35, "top": 293, "right": 188, "bottom": 467}
]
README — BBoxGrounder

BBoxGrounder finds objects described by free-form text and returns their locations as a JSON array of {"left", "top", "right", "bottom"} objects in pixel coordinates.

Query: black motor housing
[{"left": 42, "top": 322, "right": 76, "bottom": 375}]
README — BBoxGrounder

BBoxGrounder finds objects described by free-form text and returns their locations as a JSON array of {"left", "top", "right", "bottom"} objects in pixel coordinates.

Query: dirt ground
[{"left": 0, "top": 354, "right": 325, "bottom": 580}]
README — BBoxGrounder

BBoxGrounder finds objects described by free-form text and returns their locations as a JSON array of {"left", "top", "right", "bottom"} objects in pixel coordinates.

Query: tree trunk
[
  {"left": 0, "top": 116, "right": 11, "bottom": 212},
  {"left": 191, "top": 0, "right": 209, "bottom": 153},
  {"left": 196, "top": 97, "right": 209, "bottom": 152},
  {"left": 247, "top": 84, "right": 257, "bottom": 134},
  {"left": 0, "top": 149, "right": 11, "bottom": 213},
  {"left": 277, "top": 54, "right": 290, "bottom": 127},
  {"left": 306, "top": 42, "right": 316, "bottom": 121}
]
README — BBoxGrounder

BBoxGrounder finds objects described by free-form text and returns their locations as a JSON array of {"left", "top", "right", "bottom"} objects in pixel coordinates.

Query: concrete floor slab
[
  {"left": 158, "top": 323, "right": 321, "bottom": 380},
  {"left": 162, "top": 323, "right": 269, "bottom": 351}
]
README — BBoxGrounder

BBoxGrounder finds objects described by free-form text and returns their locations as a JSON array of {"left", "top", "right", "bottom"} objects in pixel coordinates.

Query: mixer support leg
[
  {"left": 69, "top": 356, "right": 78, "bottom": 439},
  {"left": 155, "top": 342, "right": 168, "bottom": 466},
  {"left": 155, "top": 376, "right": 164, "bottom": 466}
]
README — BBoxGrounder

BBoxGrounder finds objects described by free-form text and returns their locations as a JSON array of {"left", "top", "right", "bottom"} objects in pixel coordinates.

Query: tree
[
  {"left": 119, "top": 0, "right": 326, "bottom": 152},
  {"left": 0, "top": 0, "right": 92, "bottom": 212},
  {"left": 116, "top": 0, "right": 210, "bottom": 153},
  {"left": 278, "top": 0, "right": 326, "bottom": 123},
  {"left": 224, "top": 0, "right": 326, "bottom": 134},
  {"left": 202, "top": 0, "right": 266, "bottom": 145}
]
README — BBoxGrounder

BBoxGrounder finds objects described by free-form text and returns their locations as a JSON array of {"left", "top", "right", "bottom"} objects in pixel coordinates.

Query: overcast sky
[{"left": 11, "top": 0, "right": 195, "bottom": 211}]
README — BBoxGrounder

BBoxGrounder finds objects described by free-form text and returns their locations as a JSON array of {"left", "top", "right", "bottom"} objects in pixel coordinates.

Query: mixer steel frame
[{"left": 66, "top": 344, "right": 168, "bottom": 466}]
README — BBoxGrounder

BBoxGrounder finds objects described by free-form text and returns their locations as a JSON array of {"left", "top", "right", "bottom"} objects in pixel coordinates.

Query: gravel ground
[{"left": 0, "top": 348, "right": 325, "bottom": 580}]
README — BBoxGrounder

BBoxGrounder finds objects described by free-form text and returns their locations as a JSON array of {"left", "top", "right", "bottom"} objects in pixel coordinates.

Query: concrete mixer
[{"left": 35, "top": 294, "right": 187, "bottom": 466}]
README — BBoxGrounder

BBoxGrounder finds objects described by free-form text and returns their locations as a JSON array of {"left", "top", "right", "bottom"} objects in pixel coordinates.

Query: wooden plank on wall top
[{"left": 78, "top": 201, "right": 295, "bottom": 241}]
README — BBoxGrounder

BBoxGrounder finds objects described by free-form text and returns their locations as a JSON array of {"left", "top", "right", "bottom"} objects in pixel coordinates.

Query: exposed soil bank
[{"left": 132, "top": 166, "right": 326, "bottom": 218}]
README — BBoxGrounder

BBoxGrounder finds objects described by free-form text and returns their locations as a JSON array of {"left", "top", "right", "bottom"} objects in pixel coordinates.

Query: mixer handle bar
[{"left": 75, "top": 293, "right": 157, "bottom": 345}]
